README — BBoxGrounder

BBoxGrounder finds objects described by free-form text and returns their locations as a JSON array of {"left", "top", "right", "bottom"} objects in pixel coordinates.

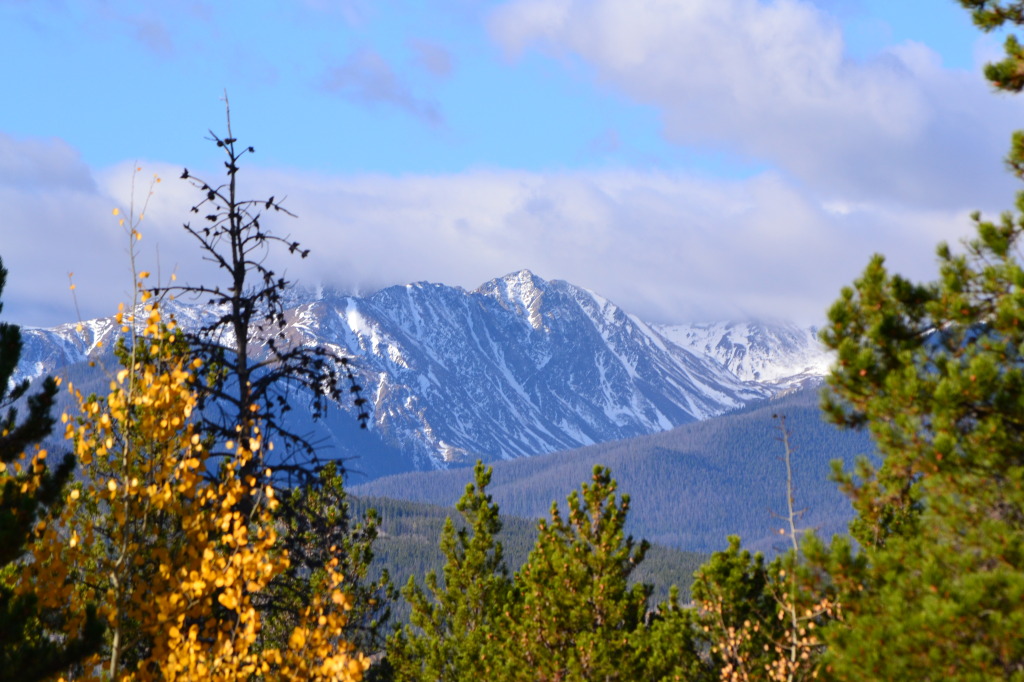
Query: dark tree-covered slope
[{"left": 352, "top": 384, "right": 873, "bottom": 553}]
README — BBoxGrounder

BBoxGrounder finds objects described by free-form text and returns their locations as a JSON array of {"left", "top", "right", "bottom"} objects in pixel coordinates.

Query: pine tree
[
  {"left": 0, "top": 255, "right": 102, "bottom": 680},
  {"left": 691, "top": 537, "right": 780, "bottom": 681},
  {"left": 159, "top": 104, "right": 367, "bottom": 479},
  {"left": 496, "top": 465, "right": 651, "bottom": 682},
  {"left": 819, "top": 213, "right": 1024, "bottom": 679},
  {"left": 387, "top": 460, "right": 512, "bottom": 681},
  {"left": 815, "top": 4, "right": 1024, "bottom": 676},
  {"left": 636, "top": 586, "right": 710, "bottom": 682},
  {"left": 686, "top": 534, "right": 840, "bottom": 682},
  {"left": 260, "top": 461, "right": 396, "bottom": 679}
]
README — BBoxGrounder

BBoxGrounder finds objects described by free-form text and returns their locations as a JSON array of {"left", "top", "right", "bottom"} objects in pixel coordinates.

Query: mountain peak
[
  {"left": 477, "top": 270, "right": 551, "bottom": 329},
  {"left": 496, "top": 269, "right": 547, "bottom": 292}
]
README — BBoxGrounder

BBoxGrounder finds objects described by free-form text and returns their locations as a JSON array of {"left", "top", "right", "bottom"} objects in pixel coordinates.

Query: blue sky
[{"left": 2, "top": 0, "right": 1022, "bottom": 327}]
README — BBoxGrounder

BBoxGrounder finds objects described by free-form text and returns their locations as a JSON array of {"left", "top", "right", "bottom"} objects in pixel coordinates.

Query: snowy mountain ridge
[
  {"left": 655, "top": 320, "right": 831, "bottom": 387},
  {"left": 14, "top": 270, "right": 833, "bottom": 476}
]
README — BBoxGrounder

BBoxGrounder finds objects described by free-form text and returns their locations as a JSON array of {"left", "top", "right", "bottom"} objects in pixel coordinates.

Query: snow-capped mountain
[
  {"left": 14, "top": 271, "right": 833, "bottom": 476},
  {"left": 656, "top": 321, "right": 831, "bottom": 387},
  {"left": 17, "top": 317, "right": 118, "bottom": 385}
]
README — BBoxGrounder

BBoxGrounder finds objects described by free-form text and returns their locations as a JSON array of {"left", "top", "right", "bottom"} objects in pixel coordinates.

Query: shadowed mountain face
[{"left": 16, "top": 270, "right": 831, "bottom": 479}]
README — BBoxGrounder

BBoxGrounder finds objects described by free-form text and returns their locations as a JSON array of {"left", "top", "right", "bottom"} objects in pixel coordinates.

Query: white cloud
[
  {"left": 0, "top": 135, "right": 983, "bottom": 330},
  {"left": 0, "top": 133, "right": 96, "bottom": 191},
  {"left": 125, "top": 13, "right": 175, "bottom": 55},
  {"left": 230, "top": 165, "right": 975, "bottom": 326},
  {"left": 487, "top": 0, "right": 1024, "bottom": 208}
]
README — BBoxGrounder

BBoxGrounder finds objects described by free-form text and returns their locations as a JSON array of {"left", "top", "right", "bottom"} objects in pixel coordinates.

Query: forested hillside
[{"left": 353, "top": 383, "right": 872, "bottom": 553}]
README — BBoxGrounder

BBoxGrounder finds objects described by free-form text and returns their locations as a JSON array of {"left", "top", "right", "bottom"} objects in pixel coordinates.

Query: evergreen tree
[
  {"left": 387, "top": 460, "right": 511, "bottom": 681},
  {"left": 261, "top": 462, "right": 396, "bottom": 680},
  {"left": 637, "top": 586, "right": 710, "bottom": 682},
  {"left": 0, "top": 255, "right": 102, "bottom": 680},
  {"left": 820, "top": 202, "right": 1024, "bottom": 680},
  {"left": 690, "top": 536, "right": 780, "bottom": 681},
  {"left": 815, "top": 4, "right": 1024, "bottom": 676},
  {"left": 496, "top": 465, "right": 651, "bottom": 682},
  {"left": 685, "top": 534, "right": 840, "bottom": 682}
]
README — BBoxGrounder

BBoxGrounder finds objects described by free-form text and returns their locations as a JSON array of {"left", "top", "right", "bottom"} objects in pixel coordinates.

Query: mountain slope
[
  {"left": 352, "top": 384, "right": 871, "bottom": 553},
  {"left": 349, "top": 496, "right": 708, "bottom": 615},
  {"left": 294, "top": 270, "right": 774, "bottom": 469}
]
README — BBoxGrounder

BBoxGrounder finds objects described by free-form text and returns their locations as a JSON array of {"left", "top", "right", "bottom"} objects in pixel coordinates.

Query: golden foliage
[
  {"left": 699, "top": 581, "right": 839, "bottom": 682},
  {"left": 17, "top": 299, "right": 367, "bottom": 681}
]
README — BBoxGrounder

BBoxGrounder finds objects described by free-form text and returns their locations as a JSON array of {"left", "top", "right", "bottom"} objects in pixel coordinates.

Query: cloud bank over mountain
[
  {"left": 0, "top": 0, "right": 1016, "bottom": 329},
  {"left": 3, "top": 149, "right": 971, "bottom": 328}
]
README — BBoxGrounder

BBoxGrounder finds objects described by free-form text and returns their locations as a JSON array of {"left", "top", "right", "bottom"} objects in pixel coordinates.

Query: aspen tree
[
  {"left": 16, "top": 204, "right": 368, "bottom": 680},
  {"left": 20, "top": 299, "right": 368, "bottom": 681}
]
